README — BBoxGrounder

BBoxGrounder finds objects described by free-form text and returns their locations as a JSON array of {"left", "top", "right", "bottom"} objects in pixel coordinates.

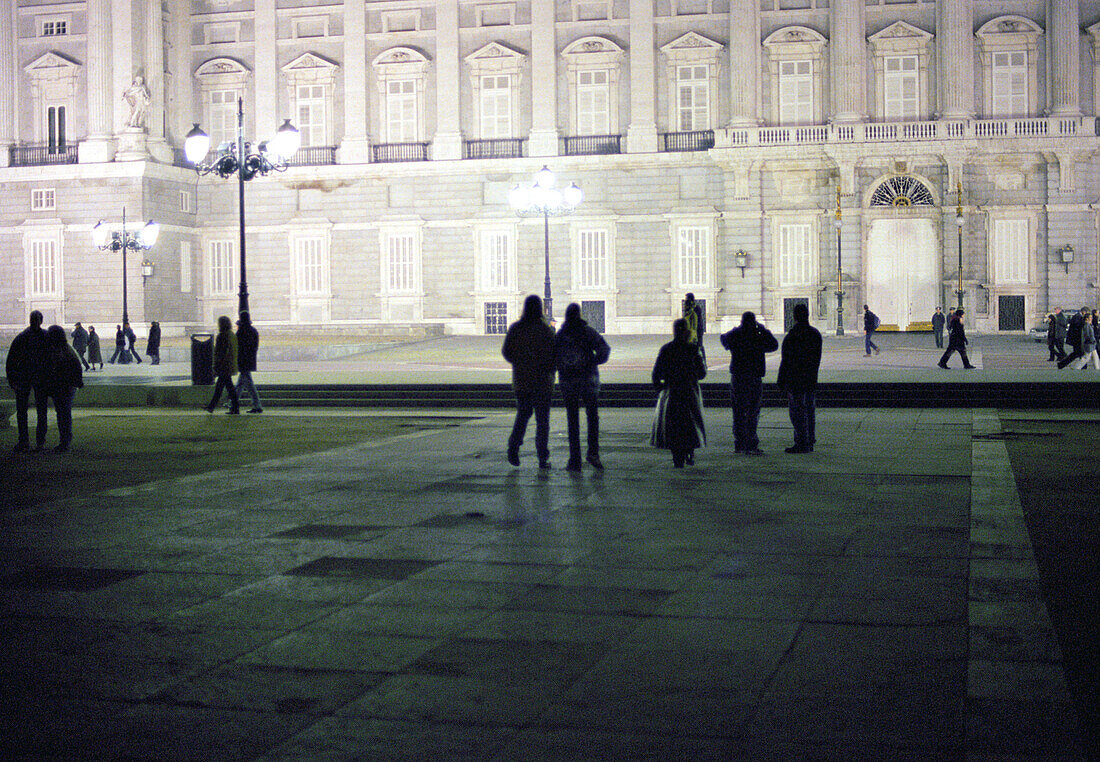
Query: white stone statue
[{"left": 123, "top": 76, "right": 151, "bottom": 129}]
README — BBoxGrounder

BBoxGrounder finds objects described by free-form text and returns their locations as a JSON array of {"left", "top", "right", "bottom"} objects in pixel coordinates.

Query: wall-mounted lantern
[
  {"left": 734, "top": 249, "right": 748, "bottom": 277},
  {"left": 1060, "top": 244, "right": 1074, "bottom": 273}
]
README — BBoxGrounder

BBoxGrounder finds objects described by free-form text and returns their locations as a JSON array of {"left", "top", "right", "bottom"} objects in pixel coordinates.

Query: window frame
[
  {"left": 466, "top": 43, "right": 526, "bottom": 141},
  {"left": 975, "top": 16, "right": 1043, "bottom": 119},
  {"left": 668, "top": 218, "right": 717, "bottom": 291},
  {"left": 207, "top": 239, "right": 237, "bottom": 297},
  {"left": 562, "top": 37, "right": 625, "bottom": 137},
  {"left": 868, "top": 21, "right": 934, "bottom": 123},
  {"left": 478, "top": 227, "right": 516, "bottom": 293},
  {"left": 282, "top": 53, "right": 339, "bottom": 148},
  {"left": 37, "top": 15, "right": 71, "bottom": 38},
  {"left": 990, "top": 216, "right": 1032, "bottom": 286},
  {"left": 31, "top": 188, "right": 56, "bottom": 212},
  {"left": 571, "top": 225, "right": 614, "bottom": 291},
  {"left": 762, "top": 26, "right": 827, "bottom": 127},
  {"left": 660, "top": 33, "right": 723, "bottom": 134},
  {"left": 372, "top": 48, "right": 431, "bottom": 144},
  {"left": 195, "top": 58, "right": 251, "bottom": 152}
]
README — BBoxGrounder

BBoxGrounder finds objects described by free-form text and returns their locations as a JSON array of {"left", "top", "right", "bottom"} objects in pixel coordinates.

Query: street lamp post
[
  {"left": 184, "top": 98, "right": 300, "bottom": 315},
  {"left": 955, "top": 180, "right": 966, "bottom": 312},
  {"left": 834, "top": 185, "right": 845, "bottom": 336},
  {"left": 92, "top": 207, "right": 160, "bottom": 325},
  {"left": 508, "top": 166, "right": 583, "bottom": 321}
]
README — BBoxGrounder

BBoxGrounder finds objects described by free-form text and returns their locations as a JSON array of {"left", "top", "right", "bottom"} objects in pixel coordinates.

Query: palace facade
[{"left": 2, "top": 0, "right": 1100, "bottom": 336}]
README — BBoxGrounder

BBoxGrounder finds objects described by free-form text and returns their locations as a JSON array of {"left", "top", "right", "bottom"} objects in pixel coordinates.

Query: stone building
[{"left": 2, "top": 0, "right": 1100, "bottom": 336}]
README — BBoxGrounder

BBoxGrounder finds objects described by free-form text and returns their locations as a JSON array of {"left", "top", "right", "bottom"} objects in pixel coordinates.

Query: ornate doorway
[{"left": 866, "top": 177, "right": 938, "bottom": 330}]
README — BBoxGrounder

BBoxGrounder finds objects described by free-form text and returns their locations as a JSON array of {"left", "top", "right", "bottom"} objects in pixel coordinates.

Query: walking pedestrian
[
  {"left": 1074, "top": 309, "right": 1098, "bottom": 370},
  {"left": 502, "top": 294, "right": 556, "bottom": 469},
  {"left": 1045, "top": 314, "right": 1060, "bottom": 362},
  {"left": 683, "top": 292, "right": 706, "bottom": 363},
  {"left": 651, "top": 318, "right": 707, "bottom": 468},
  {"left": 719, "top": 311, "right": 777, "bottom": 455},
  {"left": 87, "top": 326, "right": 103, "bottom": 370},
  {"left": 776, "top": 303, "right": 822, "bottom": 454},
  {"left": 71, "top": 322, "right": 91, "bottom": 370},
  {"left": 863, "top": 304, "right": 880, "bottom": 356},
  {"left": 1057, "top": 308, "right": 1089, "bottom": 369},
  {"left": 554, "top": 302, "right": 610, "bottom": 472},
  {"left": 5, "top": 310, "right": 49, "bottom": 452},
  {"left": 931, "top": 307, "right": 946, "bottom": 349},
  {"left": 1053, "top": 307, "right": 1068, "bottom": 360},
  {"left": 146, "top": 321, "right": 161, "bottom": 365},
  {"left": 204, "top": 316, "right": 240, "bottom": 414},
  {"left": 124, "top": 320, "right": 142, "bottom": 363},
  {"left": 43, "top": 325, "right": 83, "bottom": 453},
  {"left": 234, "top": 312, "right": 263, "bottom": 413},
  {"left": 108, "top": 324, "right": 126, "bottom": 364},
  {"left": 938, "top": 309, "right": 975, "bottom": 369}
]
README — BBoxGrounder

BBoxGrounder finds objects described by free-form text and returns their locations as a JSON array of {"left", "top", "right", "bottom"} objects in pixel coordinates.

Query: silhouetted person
[
  {"left": 71, "top": 322, "right": 91, "bottom": 370},
  {"left": 205, "top": 316, "right": 240, "bottom": 414},
  {"left": 124, "top": 320, "right": 141, "bottom": 363},
  {"left": 683, "top": 292, "right": 706, "bottom": 363},
  {"left": 863, "top": 304, "right": 880, "bottom": 356},
  {"left": 1057, "top": 308, "right": 1090, "bottom": 369},
  {"left": 931, "top": 307, "right": 946, "bottom": 349},
  {"left": 777, "top": 303, "right": 822, "bottom": 454},
  {"left": 146, "top": 321, "right": 161, "bottom": 365},
  {"left": 108, "top": 324, "right": 126, "bottom": 364},
  {"left": 43, "top": 325, "right": 83, "bottom": 452},
  {"left": 5, "top": 310, "right": 49, "bottom": 452},
  {"left": 938, "top": 309, "right": 975, "bottom": 369},
  {"left": 651, "top": 318, "right": 707, "bottom": 468},
  {"left": 1074, "top": 310, "right": 1098, "bottom": 370},
  {"left": 1045, "top": 314, "right": 1060, "bottom": 362},
  {"left": 720, "top": 311, "right": 777, "bottom": 455},
  {"left": 555, "top": 302, "right": 610, "bottom": 472},
  {"left": 235, "top": 312, "right": 263, "bottom": 413},
  {"left": 1052, "top": 307, "right": 1068, "bottom": 360},
  {"left": 502, "top": 295, "right": 556, "bottom": 469},
  {"left": 86, "top": 326, "right": 103, "bottom": 370}
]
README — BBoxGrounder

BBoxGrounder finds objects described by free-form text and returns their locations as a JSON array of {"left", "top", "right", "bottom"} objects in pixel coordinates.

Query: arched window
[{"left": 870, "top": 176, "right": 935, "bottom": 207}]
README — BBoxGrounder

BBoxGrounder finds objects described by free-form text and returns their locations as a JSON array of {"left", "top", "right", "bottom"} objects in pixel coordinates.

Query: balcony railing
[
  {"left": 372, "top": 142, "right": 430, "bottom": 163},
  {"left": 661, "top": 130, "right": 715, "bottom": 152},
  {"left": 464, "top": 138, "right": 526, "bottom": 160},
  {"left": 285, "top": 145, "right": 337, "bottom": 166},
  {"left": 9, "top": 144, "right": 78, "bottom": 167},
  {"left": 563, "top": 134, "right": 622, "bottom": 156}
]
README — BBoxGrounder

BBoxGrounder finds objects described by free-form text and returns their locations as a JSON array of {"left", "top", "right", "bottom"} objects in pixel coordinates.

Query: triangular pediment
[
  {"left": 869, "top": 21, "right": 933, "bottom": 44},
  {"left": 464, "top": 41, "right": 526, "bottom": 65},
  {"left": 660, "top": 32, "right": 723, "bottom": 55},
  {"left": 25, "top": 51, "right": 81, "bottom": 74},
  {"left": 281, "top": 52, "right": 339, "bottom": 74}
]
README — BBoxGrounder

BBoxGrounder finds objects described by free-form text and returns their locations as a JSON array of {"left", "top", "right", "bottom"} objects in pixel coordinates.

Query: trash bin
[{"left": 190, "top": 333, "right": 214, "bottom": 385}]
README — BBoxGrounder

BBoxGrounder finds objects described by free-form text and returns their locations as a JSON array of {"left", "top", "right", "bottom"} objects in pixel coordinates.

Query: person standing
[
  {"left": 108, "top": 324, "right": 126, "bottom": 364},
  {"left": 1058, "top": 308, "right": 1089, "bottom": 369},
  {"left": 1053, "top": 307, "right": 1068, "bottom": 361},
  {"left": 43, "top": 325, "right": 83, "bottom": 453},
  {"left": 5, "top": 310, "right": 49, "bottom": 452},
  {"left": 124, "top": 320, "right": 142, "bottom": 363},
  {"left": 554, "top": 303, "right": 610, "bottom": 472},
  {"left": 776, "top": 302, "right": 823, "bottom": 454},
  {"left": 719, "top": 311, "right": 777, "bottom": 455},
  {"left": 204, "top": 316, "right": 240, "bottom": 414},
  {"left": 931, "top": 307, "right": 946, "bottom": 349},
  {"left": 234, "top": 312, "right": 263, "bottom": 413},
  {"left": 146, "top": 321, "right": 161, "bottom": 365},
  {"left": 938, "top": 309, "right": 975, "bottom": 369},
  {"left": 86, "top": 326, "right": 103, "bottom": 370},
  {"left": 863, "top": 305, "right": 880, "bottom": 356},
  {"left": 502, "top": 295, "right": 556, "bottom": 469},
  {"left": 651, "top": 318, "right": 707, "bottom": 468},
  {"left": 71, "top": 322, "right": 91, "bottom": 371},
  {"left": 683, "top": 292, "right": 706, "bottom": 363}
]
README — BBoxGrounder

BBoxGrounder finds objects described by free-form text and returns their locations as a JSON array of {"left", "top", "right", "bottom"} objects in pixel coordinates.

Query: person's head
[
  {"left": 217, "top": 315, "right": 232, "bottom": 332},
  {"left": 935, "top": 307, "right": 942, "bottom": 313},
  {"left": 563, "top": 302, "right": 582, "bottom": 325},
  {"left": 863, "top": 304, "right": 869, "bottom": 312},
  {"left": 740, "top": 310, "right": 756, "bottom": 328},
  {"left": 956, "top": 309, "right": 965, "bottom": 321},
  {"left": 672, "top": 317, "right": 690, "bottom": 342},
  {"left": 89, "top": 326, "right": 96, "bottom": 333},
  {"left": 520, "top": 294, "right": 543, "bottom": 322},
  {"left": 29, "top": 310, "right": 43, "bottom": 328},
  {"left": 792, "top": 303, "right": 810, "bottom": 324},
  {"left": 1055, "top": 307, "right": 1063, "bottom": 315},
  {"left": 46, "top": 325, "right": 66, "bottom": 346},
  {"left": 1082, "top": 307, "right": 1091, "bottom": 316},
  {"left": 75, "top": 321, "right": 82, "bottom": 328},
  {"left": 116, "top": 324, "right": 121, "bottom": 330},
  {"left": 685, "top": 292, "right": 695, "bottom": 304},
  {"left": 237, "top": 311, "right": 251, "bottom": 327}
]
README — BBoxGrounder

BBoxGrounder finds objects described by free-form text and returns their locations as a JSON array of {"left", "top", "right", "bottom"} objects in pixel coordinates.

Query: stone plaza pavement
[{"left": 0, "top": 403, "right": 1089, "bottom": 760}]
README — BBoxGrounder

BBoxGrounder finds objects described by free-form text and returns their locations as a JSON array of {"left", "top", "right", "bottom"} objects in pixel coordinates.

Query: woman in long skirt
[{"left": 651, "top": 318, "right": 707, "bottom": 467}]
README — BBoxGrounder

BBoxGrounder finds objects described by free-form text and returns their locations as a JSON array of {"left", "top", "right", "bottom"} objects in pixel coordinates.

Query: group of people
[
  {"left": 502, "top": 293, "right": 823, "bottom": 470},
  {"left": 1047, "top": 306, "right": 1100, "bottom": 370},
  {"left": 5, "top": 311, "right": 85, "bottom": 452},
  {"left": 63, "top": 320, "right": 162, "bottom": 371},
  {"left": 204, "top": 312, "right": 263, "bottom": 415}
]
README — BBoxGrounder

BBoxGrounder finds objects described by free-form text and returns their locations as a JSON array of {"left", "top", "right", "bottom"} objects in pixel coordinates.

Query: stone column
[
  {"left": 938, "top": 0, "right": 974, "bottom": 120},
  {"left": 1049, "top": 0, "right": 1081, "bottom": 117},
  {"left": 0, "top": 2, "right": 14, "bottom": 165},
  {"left": 728, "top": 0, "right": 761, "bottom": 126},
  {"left": 528, "top": 0, "right": 559, "bottom": 156},
  {"left": 80, "top": 0, "right": 116, "bottom": 162},
  {"left": 626, "top": 0, "right": 657, "bottom": 153},
  {"left": 166, "top": 0, "right": 191, "bottom": 146},
  {"left": 339, "top": 0, "right": 370, "bottom": 163},
  {"left": 142, "top": 0, "right": 173, "bottom": 161},
  {"left": 830, "top": 0, "right": 867, "bottom": 123},
  {"left": 112, "top": 0, "right": 134, "bottom": 135},
  {"left": 254, "top": 0, "right": 278, "bottom": 141},
  {"left": 433, "top": 0, "right": 463, "bottom": 159}
]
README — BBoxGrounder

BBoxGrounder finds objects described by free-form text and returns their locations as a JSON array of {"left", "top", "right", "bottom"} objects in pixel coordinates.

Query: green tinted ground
[{"left": 0, "top": 413, "right": 468, "bottom": 513}]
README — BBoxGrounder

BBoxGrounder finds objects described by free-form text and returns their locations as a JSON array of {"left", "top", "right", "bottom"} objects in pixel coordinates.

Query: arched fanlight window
[{"left": 870, "top": 176, "right": 935, "bottom": 207}]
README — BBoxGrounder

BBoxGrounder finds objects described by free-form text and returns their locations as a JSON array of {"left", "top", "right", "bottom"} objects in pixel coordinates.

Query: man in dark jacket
[
  {"left": 124, "top": 320, "right": 142, "bottom": 363},
  {"left": 863, "top": 304, "right": 880, "bottom": 356},
  {"left": 555, "top": 302, "right": 611, "bottom": 472},
  {"left": 234, "top": 312, "right": 262, "bottom": 413},
  {"left": 109, "top": 324, "right": 126, "bottom": 364},
  {"left": 938, "top": 309, "right": 975, "bottom": 369},
  {"left": 720, "top": 311, "right": 778, "bottom": 455},
  {"left": 776, "top": 303, "right": 822, "bottom": 454},
  {"left": 931, "top": 307, "right": 946, "bottom": 349},
  {"left": 1052, "top": 307, "right": 1068, "bottom": 360},
  {"left": 6, "top": 310, "right": 49, "bottom": 452},
  {"left": 146, "top": 321, "right": 161, "bottom": 365},
  {"left": 502, "top": 294, "right": 556, "bottom": 469},
  {"left": 71, "top": 322, "right": 91, "bottom": 370},
  {"left": 43, "top": 324, "right": 84, "bottom": 452},
  {"left": 1057, "top": 308, "right": 1089, "bottom": 369}
]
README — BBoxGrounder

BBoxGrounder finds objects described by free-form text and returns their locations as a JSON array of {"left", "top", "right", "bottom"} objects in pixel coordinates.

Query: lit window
[
  {"left": 676, "top": 65, "right": 709, "bottom": 132},
  {"left": 577, "top": 70, "right": 610, "bottom": 135},
  {"left": 993, "top": 219, "right": 1029, "bottom": 284},
  {"left": 296, "top": 84, "right": 327, "bottom": 147},
  {"left": 577, "top": 229, "right": 608, "bottom": 289},
  {"left": 208, "top": 90, "right": 240, "bottom": 150},
  {"left": 482, "top": 230, "right": 512, "bottom": 290},
  {"left": 480, "top": 75, "right": 512, "bottom": 139},
  {"left": 209, "top": 241, "right": 235, "bottom": 295},
  {"left": 778, "top": 60, "right": 813, "bottom": 125},
  {"left": 678, "top": 227, "right": 709, "bottom": 287},
  {"left": 386, "top": 80, "right": 418, "bottom": 142},
  {"left": 30, "top": 240, "right": 60, "bottom": 297},
  {"left": 778, "top": 223, "right": 813, "bottom": 286},
  {"left": 991, "top": 51, "right": 1028, "bottom": 116},
  {"left": 884, "top": 56, "right": 919, "bottom": 121},
  {"left": 31, "top": 189, "right": 56, "bottom": 211}
]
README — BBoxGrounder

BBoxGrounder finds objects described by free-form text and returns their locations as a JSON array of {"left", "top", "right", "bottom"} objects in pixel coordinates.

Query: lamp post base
[
  {"left": 835, "top": 291, "right": 845, "bottom": 336},
  {"left": 955, "top": 289, "right": 966, "bottom": 313}
]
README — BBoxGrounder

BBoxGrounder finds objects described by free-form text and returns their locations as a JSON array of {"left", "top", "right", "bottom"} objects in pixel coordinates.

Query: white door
[{"left": 866, "top": 218, "right": 938, "bottom": 330}]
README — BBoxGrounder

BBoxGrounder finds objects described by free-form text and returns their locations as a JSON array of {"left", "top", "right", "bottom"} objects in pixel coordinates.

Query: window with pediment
[
  {"left": 372, "top": 48, "right": 431, "bottom": 143},
  {"left": 195, "top": 58, "right": 251, "bottom": 150},
  {"left": 660, "top": 33, "right": 723, "bottom": 133},
  {"left": 763, "top": 27, "right": 827, "bottom": 126},
  {"left": 562, "top": 37, "right": 625, "bottom": 136},
  {"left": 24, "top": 53, "right": 79, "bottom": 150},
  {"left": 976, "top": 16, "right": 1042, "bottom": 118},
  {"left": 282, "top": 53, "right": 339, "bottom": 147},
  {"left": 869, "top": 22, "right": 934, "bottom": 122},
  {"left": 465, "top": 42, "right": 526, "bottom": 139}
]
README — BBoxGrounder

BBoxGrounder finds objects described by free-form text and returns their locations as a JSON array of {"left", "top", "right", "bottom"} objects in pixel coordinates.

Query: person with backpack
[
  {"left": 863, "top": 304, "right": 880, "bottom": 356},
  {"left": 720, "top": 311, "right": 778, "bottom": 455},
  {"left": 554, "top": 303, "right": 611, "bottom": 472}
]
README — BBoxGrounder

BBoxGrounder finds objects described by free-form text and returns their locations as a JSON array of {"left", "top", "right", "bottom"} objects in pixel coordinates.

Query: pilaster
[
  {"left": 254, "top": 0, "right": 278, "bottom": 141},
  {"left": 529, "top": 0, "right": 559, "bottom": 156},
  {"left": 830, "top": 0, "right": 867, "bottom": 123},
  {"left": 0, "top": 2, "right": 14, "bottom": 165},
  {"left": 433, "top": 0, "right": 463, "bottom": 160},
  {"left": 626, "top": 0, "right": 658, "bottom": 153},
  {"left": 81, "top": 0, "right": 116, "bottom": 162},
  {"left": 339, "top": 0, "right": 371, "bottom": 164},
  {"left": 727, "top": 0, "right": 760, "bottom": 126},
  {"left": 938, "top": 0, "right": 974, "bottom": 119},
  {"left": 1048, "top": 0, "right": 1081, "bottom": 118}
]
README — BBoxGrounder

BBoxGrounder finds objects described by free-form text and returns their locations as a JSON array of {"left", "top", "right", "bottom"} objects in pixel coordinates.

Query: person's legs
[
  {"left": 1058, "top": 348, "right": 1082, "bottom": 369},
  {"left": 226, "top": 377, "right": 240, "bottom": 413},
  {"left": 788, "top": 391, "right": 808, "bottom": 448},
  {"left": 207, "top": 376, "right": 227, "bottom": 411},
  {"left": 32, "top": 386, "right": 49, "bottom": 448},
  {"left": 508, "top": 392, "right": 534, "bottom": 462},
  {"left": 935, "top": 329, "right": 944, "bottom": 349},
  {"left": 583, "top": 383, "right": 600, "bottom": 463},
  {"left": 131, "top": 343, "right": 142, "bottom": 362},
  {"left": 865, "top": 332, "right": 872, "bottom": 355},
  {"left": 534, "top": 399, "right": 551, "bottom": 465},
  {"left": 53, "top": 388, "right": 74, "bottom": 450},
  {"left": 237, "top": 371, "right": 262, "bottom": 410},
  {"left": 562, "top": 388, "right": 581, "bottom": 469},
  {"left": 960, "top": 347, "right": 974, "bottom": 369},
  {"left": 731, "top": 381, "right": 747, "bottom": 451},
  {"left": 806, "top": 391, "right": 817, "bottom": 447},
  {"left": 13, "top": 385, "right": 30, "bottom": 448},
  {"left": 1055, "top": 338, "right": 1066, "bottom": 360},
  {"left": 744, "top": 376, "right": 763, "bottom": 452},
  {"left": 77, "top": 348, "right": 90, "bottom": 370},
  {"left": 938, "top": 348, "right": 955, "bottom": 368}
]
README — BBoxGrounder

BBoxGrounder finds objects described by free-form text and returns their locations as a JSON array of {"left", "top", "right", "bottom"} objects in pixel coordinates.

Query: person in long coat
[
  {"left": 204, "top": 315, "right": 239, "bottom": 414},
  {"left": 234, "top": 312, "right": 262, "bottom": 412},
  {"left": 42, "top": 325, "right": 84, "bottom": 452},
  {"left": 109, "top": 324, "right": 126, "bottom": 364},
  {"left": 502, "top": 295, "right": 556, "bottom": 468},
  {"left": 86, "top": 326, "right": 103, "bottom": 370},
  {"left": 651, "top": 318, "right": 707, "bottom": 468},
  {"left": 71, "top": 322, "right": 91, "bottom": 371},
  {"left": 554, "top": 302, "right": 611, "bottom": 471},
  {"left": 938, "top": 309, "right": 975, "bottom": 369},
  {"left": 776, "top": 302, "right": 823, "bottom": 454},
  {"left": 146, "top": 321, "right": 161, "bottom": 365},
  {"left": 5, "top": 310, "right": 49, "bottom": 452},
  {"left": 1045, "top": 314, "right": 1059, "bottom": 361},
  {"left": 1053, "top": 307, "right": 1069, "bottom": 360}
]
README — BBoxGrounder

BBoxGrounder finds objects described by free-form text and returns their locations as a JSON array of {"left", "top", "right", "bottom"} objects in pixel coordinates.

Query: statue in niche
[{"left": 123, "top": 76, "right": 151, "bottom": 129}]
